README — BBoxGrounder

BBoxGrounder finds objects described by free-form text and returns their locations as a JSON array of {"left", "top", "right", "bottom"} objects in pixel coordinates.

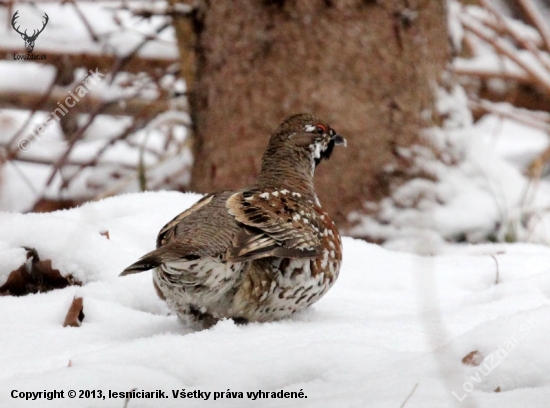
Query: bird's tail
[
  {"left": 120, "top": 254, "right": 161, "bottom": 276},
  {"left": 120, "top": 243, "right": 200, "bottom": 276}
]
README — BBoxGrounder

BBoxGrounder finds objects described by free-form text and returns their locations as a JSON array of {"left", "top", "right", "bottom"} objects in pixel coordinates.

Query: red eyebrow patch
[{"left": 315, "top": 124, "right": 326, "bottom": 133}]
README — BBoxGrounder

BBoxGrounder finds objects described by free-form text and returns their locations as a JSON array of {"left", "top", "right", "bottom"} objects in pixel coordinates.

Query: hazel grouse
[{"left": 121, "top": 113, "right": 346, "bottom": 329}]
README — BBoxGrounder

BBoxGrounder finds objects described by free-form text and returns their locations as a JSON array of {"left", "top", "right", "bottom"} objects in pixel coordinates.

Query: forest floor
[{"left": 1, "top": 189, "right": 550, "bottom": 407}]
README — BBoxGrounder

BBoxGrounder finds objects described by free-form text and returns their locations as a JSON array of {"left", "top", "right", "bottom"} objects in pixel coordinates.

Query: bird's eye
[{"left": 315, "top": 124, "right": 326, "bottom": 134}]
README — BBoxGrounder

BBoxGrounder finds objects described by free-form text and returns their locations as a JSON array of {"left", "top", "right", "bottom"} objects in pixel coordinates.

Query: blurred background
[{"left": 0, "top": 0, "right": 549, "bottom": 252}]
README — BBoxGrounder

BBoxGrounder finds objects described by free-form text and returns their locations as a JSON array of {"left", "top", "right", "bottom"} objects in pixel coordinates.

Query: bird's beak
[{"left": 331, "top": 133, "right": 347, "bottom": 147}]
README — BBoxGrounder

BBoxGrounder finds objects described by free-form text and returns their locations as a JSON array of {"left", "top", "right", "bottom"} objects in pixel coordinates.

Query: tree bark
[{"left": 189, "top": 0, "right": 449, "bottom": 232}]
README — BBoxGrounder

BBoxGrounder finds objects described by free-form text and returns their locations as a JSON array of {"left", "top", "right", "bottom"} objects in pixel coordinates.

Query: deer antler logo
[{"left": 11, "top": 10, "right": 49, "bottom": 53}]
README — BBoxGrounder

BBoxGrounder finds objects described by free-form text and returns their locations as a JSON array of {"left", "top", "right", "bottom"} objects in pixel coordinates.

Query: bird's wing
[
  {"left": 120, "top": 192, "right": 237, "bottom": 276},
  {"left": 156, "top": 193, "right": 216, "bottom": 247},
  {"left": 225, "top": 190, "right": 322, "bottom": 262}
]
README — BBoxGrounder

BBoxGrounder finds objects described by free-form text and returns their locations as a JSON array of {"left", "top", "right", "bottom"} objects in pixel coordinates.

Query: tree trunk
[{"left": 189, "top": 0, "right": 449, "bottom": 232}]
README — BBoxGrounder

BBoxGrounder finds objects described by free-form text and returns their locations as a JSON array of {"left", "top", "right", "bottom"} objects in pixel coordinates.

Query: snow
[
  {"left": 477, "top": 114, "right": 550, "bottom": 170},
  {"left": 348, "top": 83, "right": 550, "bottom": 250},
  {"left": 1, "top": 192, "right": 550, "bottom": 407},
  {"left": 0, "top": 62, "right": 56, "bottom": 94}
]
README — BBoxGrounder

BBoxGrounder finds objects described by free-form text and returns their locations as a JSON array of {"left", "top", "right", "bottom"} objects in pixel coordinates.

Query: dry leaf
[
  {"left": 0, "top": 248, "right": 80, "bottom": 296},
  {"left": 63, "top": 297, "right": 84, "bottom": 327},
  {"left": 462, "top": 350, "right": 484, "bottom": 366},
  {"left": 32, "top": 198, "right": 77, "bottom": 213},
  {"left": 494, "top": 386, "right": 501, "bottom": 392},
  {"left": 100, "top": 230, "right": 110, "bottom": 240}
]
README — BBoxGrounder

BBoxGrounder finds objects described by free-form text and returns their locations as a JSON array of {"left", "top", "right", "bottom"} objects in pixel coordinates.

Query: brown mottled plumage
[{"left": 121, "top": 113, "right": 346, "bottom": 329}]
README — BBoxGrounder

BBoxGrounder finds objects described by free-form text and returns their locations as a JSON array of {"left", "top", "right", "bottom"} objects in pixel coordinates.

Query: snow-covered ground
[{"left": 1, "top": 192, "right": 550, "bottom": 407}]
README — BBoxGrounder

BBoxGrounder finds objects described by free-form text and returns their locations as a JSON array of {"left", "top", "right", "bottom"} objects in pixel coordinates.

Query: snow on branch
[
  {"left": 451, "top": 0, "right": 550, "bottom": 94},
  {"left": 0, "top": 0, "right": 193, "bottom": 212},
  {"left": 515, "top": 0, "right": 550, "bottom": 52}
]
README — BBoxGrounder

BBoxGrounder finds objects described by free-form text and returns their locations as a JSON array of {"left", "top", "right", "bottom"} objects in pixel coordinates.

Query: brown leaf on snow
[
  {"left": 63, "top": 297, "right": 85, "bottom": 327},
  {"left": 494, "top": 386, "right": 501, "bottom": 392},
  {"left": 0, "top": 247, "right": 81, "bottom": 296},
  {"left": 462, "top": 350, "right": 484, "bottom": 366},
  {"left": 100, "top": 230, "right": 110, "bottom": 240}
]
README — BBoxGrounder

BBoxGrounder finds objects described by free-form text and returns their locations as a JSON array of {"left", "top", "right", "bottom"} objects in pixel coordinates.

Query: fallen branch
[
  {"left": 0, "top": 89, "right": 174, "bottom": 117},
  {"left": 515, "top": 0, "right": 550, "bottom": 53},
  {"left": 111, "top": 2, "right": 195, "bottom": 18},
  {"left": 460, "top": 15, "right": 550, "bottom": 94},
  {"left": 479, "top": 0, "right": 550, "bottom": 73},
  {"left": 468, "top": 99, "right": 550, "bottom": 132},
  {"left": 0, "top": 48, "right": 178, "bottom": 74},
  {"left": 452, "top": 63, "right": 532, "bottom": 83}
]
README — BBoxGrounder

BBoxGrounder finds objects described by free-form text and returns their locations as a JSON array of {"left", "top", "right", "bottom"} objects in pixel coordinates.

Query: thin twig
[
  {"left": 478, "top": 0, "right": 550, "bottom": 72},
  {"left": 59, "top": 117, "right": 144, "bottom": 188},
  {"left": 92, "top": 145, "right": 191, "bottom": 200},
  {"left": 6, "top": 74, "right": 57, "bottom": 157},
  {"left": 490, "top": 254, "right": 500, "bottom": 284},
  {"left": 108, "top": 21, "right": 172, "bottom": 85},
  {"left": 400, "top": 383, "right": 419, "bottom": 408},
  {"left": 4, "top": 154, "right": 138, "bottom": 170},
  {"left": 468, "top": 99, "right": 550, "bottom": 132},
  {"left": 41, "top": 68, "right": 171, "bottom": 188},
  {"left": 460, "top": 15, "right": 550, "bottom": 94},
  {"left": 2, "top": 0, "right": 188, "bottom": 207},
  {"left": 70, "top": 0, "right": 100, "bottom": 42},
  {"left": 452, "top": 63, "right": 532, "bottom": 83},
  {"left": 7, "top": 160, "right": 39, "bottom": 196},
  {"left": 515, "top": 0, "right": 550, "bottom": 53},
  {"left": 44, "top": 99, "right": 111, "bottom": 187},
  {"left": 0, "top": 0, "right": 136, "bottom": 3},
  {"left": 109, "top": 3, "right": 195, "bottom": 18},
  {"left": 467, "top": 4, "right": 544, "bottom": 48},
  {"left": 122, "top": 388, "right": 137, "bottom": 408},
  {"left": 0, "top": 47, "right": 178, "bottom": 73}
]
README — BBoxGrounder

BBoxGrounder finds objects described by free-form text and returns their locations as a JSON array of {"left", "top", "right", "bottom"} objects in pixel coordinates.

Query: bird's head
[
  {"left": 264, "top": 113, "right": 346, "bottom": 171},
  {"left": 256, "top": 113, "right": 346, "bottom": 200}
]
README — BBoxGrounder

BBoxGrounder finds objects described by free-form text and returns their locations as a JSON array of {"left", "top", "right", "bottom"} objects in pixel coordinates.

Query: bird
[{"left": 121, "top": 113, "right": 346, "bottom": 329}]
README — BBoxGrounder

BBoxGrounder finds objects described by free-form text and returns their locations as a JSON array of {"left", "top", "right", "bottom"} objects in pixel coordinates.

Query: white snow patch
[
  {"left": 0, "top": 193, "right": 550, "bottom": 407},
  {"left": 349, "top": 85, "right": 550, "bottom": 251}
]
